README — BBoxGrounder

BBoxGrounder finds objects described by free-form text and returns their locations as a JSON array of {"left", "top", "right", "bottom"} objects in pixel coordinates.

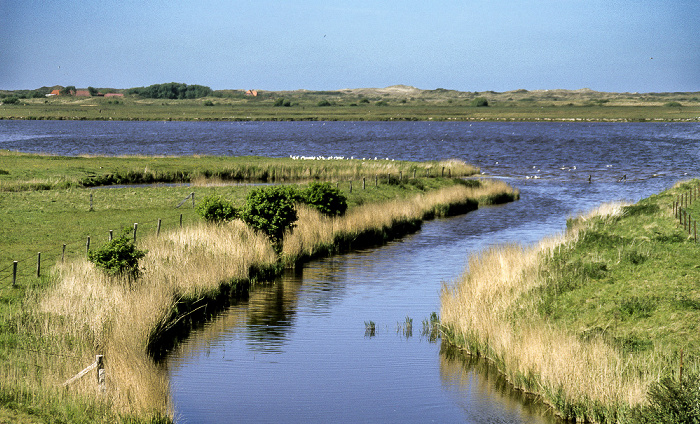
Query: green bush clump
[
  {"left": 87, "top": 228, "right": 147, "bottom": 279},
  {"left": 196, "top": 195, "right": 238, "bottom": 223},
  {"left": 631, "top": 372, "right": 700, "bottom": 423},
  {"left": 303, "top": 182, "right": 348, "bottom": 217},
  {"left": 317, "top": 99, "right": 332, "bottom": 107},
  {"left": 241, "top": 186, "right": 298, "bottom": 246},
  {"left": 471, "top": 97, "right": 489, "bottom": 107},
  {"left": 274, "top": 98, "right": 292, "bottom": 107}
]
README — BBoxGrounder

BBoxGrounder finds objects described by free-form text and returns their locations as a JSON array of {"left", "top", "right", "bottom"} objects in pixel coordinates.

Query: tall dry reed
[
  {"left": 440, "top": 202, "right": 654, "bottom": 420},
  {"left": 283, "top": 180, "right": 516, "bottom": 261}
]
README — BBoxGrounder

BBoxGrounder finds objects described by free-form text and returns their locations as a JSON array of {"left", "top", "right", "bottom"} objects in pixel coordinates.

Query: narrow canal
[{"left": 166, "top": 175, "right": 673, "bottom": 423}]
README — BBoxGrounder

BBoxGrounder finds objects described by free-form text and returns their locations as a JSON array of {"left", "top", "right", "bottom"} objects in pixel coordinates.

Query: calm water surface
[{"left": 3, "top": 121, "right": 699, "bottom": 423}]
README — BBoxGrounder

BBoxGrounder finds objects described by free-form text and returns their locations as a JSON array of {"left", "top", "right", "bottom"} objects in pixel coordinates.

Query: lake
[{"left": 3, "top": 120, "right": 699, "bottom": 423}]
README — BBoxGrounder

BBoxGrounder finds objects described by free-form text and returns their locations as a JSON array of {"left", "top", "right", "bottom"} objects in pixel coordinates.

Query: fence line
[
  {"left": 2, "top": 210, "right": 189, "bottom": 287},
  {"left": 673, "top": 183, "right": 700, "bottom": 243},
  {"left": 2, "top": 173, "right": 444, "bottom": 285}
]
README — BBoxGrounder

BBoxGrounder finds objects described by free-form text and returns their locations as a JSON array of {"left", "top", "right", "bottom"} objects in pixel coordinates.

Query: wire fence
[
  {"left": 673, "top": 183, "right": 700, "bottom": 242},
  {"left": 1, "top": 191, "right": 198, "bottom": 290}
]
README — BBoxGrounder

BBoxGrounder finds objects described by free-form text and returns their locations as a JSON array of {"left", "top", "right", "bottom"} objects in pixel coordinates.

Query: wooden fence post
[
  {"left": 191, "top": 192, "right": 195, "bottom": 208},
  {"left": 442, "top": 166, "right": 445, "bottom": 177},
  {"left": 399, "top": 171, "right": 403, "bottom": 181},
  {"left": 86, "top": 236, "right": 90, "bottom": 255},
  {"left": 62, "top": 244, "right": 66, "bottom": 263},
  {"left": 349, "top": 181, "right": 352, "bottom": 193},
  {"left": 36, "top": 252, "right": 41, "bottom": 278},
  {"left": 375, "top": 175, "right": 378, "bottom": 187},
  {"left": 96, "top": 355, "right": 105, "bottom": 393},
  {"left": 89, "top": 193, "right": 93, "bottom": 210},
  {"left": 109, "top": 230, "right": 113, "bottom": 241},
  {"left": 12, "top": 261, "right": 17, "bottom": 287},
  {"left": 157, "top": 219, "right": 162, "bottom": 237},
  {"left": 133, "top": 223, "right": 138, "bottom": 242},
  {"left": 413, "top": 169, "right": 416, "bottom": 179},
  {"left": 180, "top": 214, "right": 183, "bottom": 228},
  {"left": 363, "top": 177, "right": 366, "bottom": 190}
]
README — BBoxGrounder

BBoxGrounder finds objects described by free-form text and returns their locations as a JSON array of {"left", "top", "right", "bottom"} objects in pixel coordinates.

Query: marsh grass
[
  {"left": 1, "top": 167, "right": 516, "bottom": 421},
  {"left": 441, "top": 182, "right": 700, "bottom": 421},
  {"left": 0, "top": 150, "right": 478, "bottom": 192}
]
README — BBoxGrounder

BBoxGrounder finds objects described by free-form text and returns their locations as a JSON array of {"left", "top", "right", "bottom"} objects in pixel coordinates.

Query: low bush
[
  {"left": 303, "top": 182, "right": 347, "bottom": 217},
  {"left": 241, "top": 186, "right": 298, "bottom": 246},
  {"left": 631, "top": 372, "right": 700, "bottom": 423},
  {"left": 87, "top": 228, "right": 147, "bottom": 279},
  {"left": 196, "top": 195, "right": 238, "bottom": 223},
  {"left": 471, "top": 97, "right": 489, "bottom": 107}
]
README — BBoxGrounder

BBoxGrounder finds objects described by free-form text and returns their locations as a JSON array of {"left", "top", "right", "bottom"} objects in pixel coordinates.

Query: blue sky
[{"left": 2, "top": 1, "right": 699, "bottom": 92}]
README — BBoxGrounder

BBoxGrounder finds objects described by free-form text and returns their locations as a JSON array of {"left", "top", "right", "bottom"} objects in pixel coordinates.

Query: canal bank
[{"left": 441, "top": 181, "right": 700, "bottom": 422}]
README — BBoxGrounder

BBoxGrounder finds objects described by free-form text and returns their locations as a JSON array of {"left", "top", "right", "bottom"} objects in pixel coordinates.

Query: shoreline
[{"left": 440, "top": 181, "right": 700, "bottom": 422}]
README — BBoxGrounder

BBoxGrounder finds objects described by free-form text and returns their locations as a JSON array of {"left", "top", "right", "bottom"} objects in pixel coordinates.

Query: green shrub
[
  {"left": 241, "top": 186, "right": 298, "bottom": 246},
  {"left": 631, "top": 372, "right": 700, "bottom": 423},
  {"left": 87, "top": 228, "right": 147, "bottom": 279},
  {"left": 471, "top": 97, "right": 489, "bottom": 107},
  {"left": 2, "top": 96, "right": 19, "bottom": 105},
  {"left": 664, "top": 101, "right": 683, "bottom": 108},
  {"left": 317, "top": 99, "right": 332, "bottom": 107},
  {"left": 203, "top": 100, "right": 214, "bottom": 106},
  {"left": 303, "top": 182, "right": 348, "bottom": 217},
  {"left": 274, "top": 98, "right": 291, "bottom": 107},
  {"left": 196, "top": 195, "right": 238, "bottom": 223}
]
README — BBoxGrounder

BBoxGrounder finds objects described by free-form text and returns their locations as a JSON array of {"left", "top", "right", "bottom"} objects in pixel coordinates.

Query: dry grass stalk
[{"left": 440, "top": 202, "right": 651, "bottom": 416}]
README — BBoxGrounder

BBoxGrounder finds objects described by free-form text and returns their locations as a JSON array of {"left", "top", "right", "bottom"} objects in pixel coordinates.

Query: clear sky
[{"left": 2, "top": 0, "right": 699, "bottom": 92}]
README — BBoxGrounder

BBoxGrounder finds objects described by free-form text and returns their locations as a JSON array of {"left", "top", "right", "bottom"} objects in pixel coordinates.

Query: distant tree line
[{"left": 127, "top": 83, "right": 213, "bottom": 99}]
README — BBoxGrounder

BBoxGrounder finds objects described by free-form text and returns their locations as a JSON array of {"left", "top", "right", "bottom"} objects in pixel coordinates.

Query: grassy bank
[
  {"left": 0, "top": 150, "right": 476, "bottom": 192},
  {"left": 441, "top": 180, "right": 700, "bottom": 422},
  {"left": 0, "top": 154, "right": 516, "bottom": 422}
]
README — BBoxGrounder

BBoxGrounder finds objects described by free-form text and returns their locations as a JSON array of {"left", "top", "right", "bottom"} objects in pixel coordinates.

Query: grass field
[
  {"left": 1, "top": 86, "right": 699, "bottom": 122},
  {"left": 441, "top": 180, "right": 700, "bottom": 422},
  {"left": 0, "top": 154, "right": 515, "bottom": 423}
]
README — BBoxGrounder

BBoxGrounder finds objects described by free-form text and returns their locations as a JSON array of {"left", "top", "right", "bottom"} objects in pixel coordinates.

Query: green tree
[
  {"left": 61, "top": 86, "right": 76, "bottom": 96},
  {"left": 88, "top": 86, "right": 99, "bottom": 96},
  {"left": 87, "top": 228, "right": 147, "bottom": 279},
  {"left": 303, "top": 182, "right": 347, "bottom": 217},
  {"left": 241, "top": 186, "right": 298, "bottom": 248},
  {"left": 196, "top": 195, "right": 238, "bottom": 223}
]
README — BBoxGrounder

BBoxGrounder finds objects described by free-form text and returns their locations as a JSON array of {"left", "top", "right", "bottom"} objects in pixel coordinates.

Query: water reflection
[{"left": 439, "top": 343, "right": 558, "bottom": 424}]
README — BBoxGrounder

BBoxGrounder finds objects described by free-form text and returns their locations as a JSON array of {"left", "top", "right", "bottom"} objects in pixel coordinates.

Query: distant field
[{"left": 1, "top": 86, "right": 699, "bottom": 122}]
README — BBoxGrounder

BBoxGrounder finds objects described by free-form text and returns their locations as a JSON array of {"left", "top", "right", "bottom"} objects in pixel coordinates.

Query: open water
[{"left": 2, "top": 120, "right": 699, "bottom": 423}]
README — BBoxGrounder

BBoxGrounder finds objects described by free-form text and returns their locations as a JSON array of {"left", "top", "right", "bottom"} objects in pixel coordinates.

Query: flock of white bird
[{"left": 289, "top": 155, "right": 394, "bottom": 161}]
